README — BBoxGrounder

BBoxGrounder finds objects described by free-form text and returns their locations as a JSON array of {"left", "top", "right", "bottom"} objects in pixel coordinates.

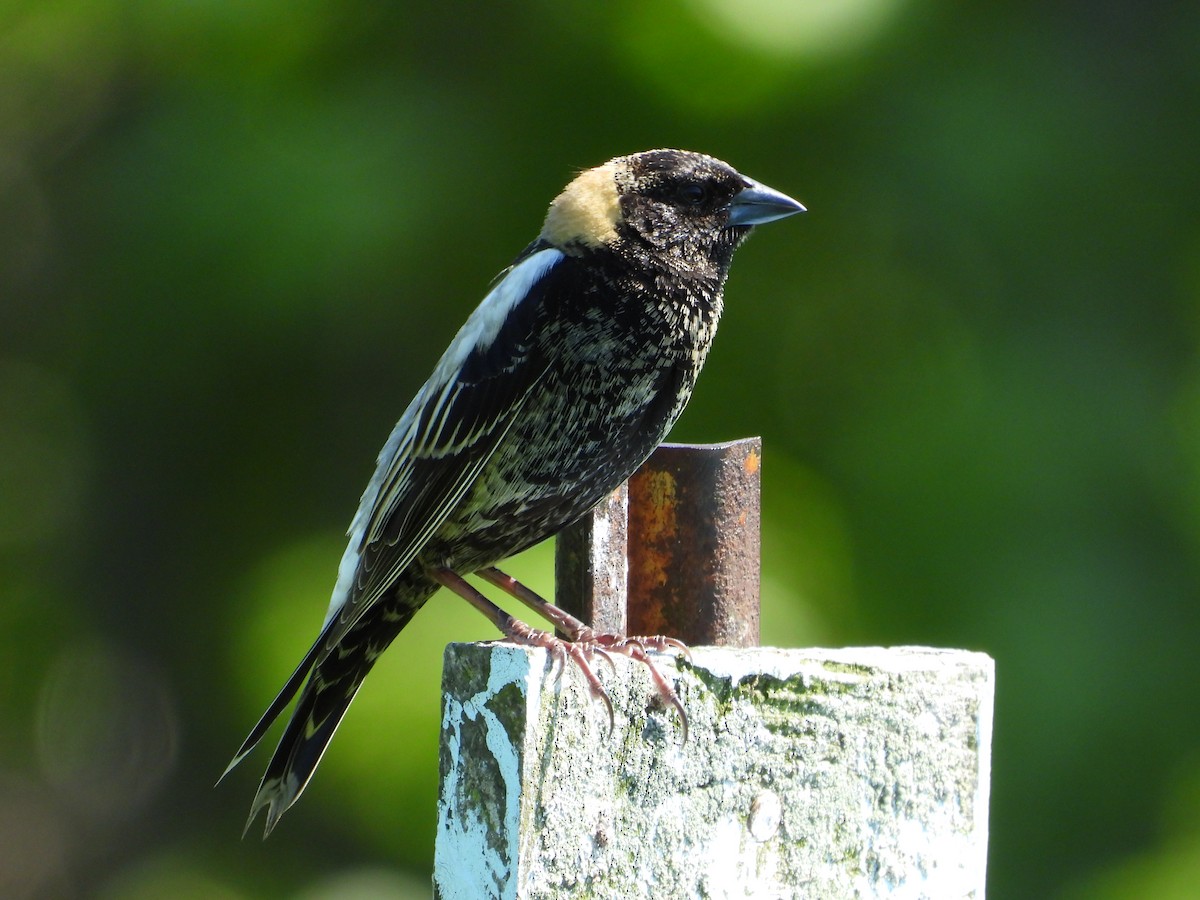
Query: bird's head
[{"left": 540, "top": 149, "right": 804, "bottom": 271}]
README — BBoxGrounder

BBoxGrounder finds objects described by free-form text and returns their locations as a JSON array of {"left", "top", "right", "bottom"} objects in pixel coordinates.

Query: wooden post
[
  {"left": 435, "top": 441, "right": 995, "bottom": 899},
  {"left": 436, "top": 645, "right": 994, "bottom": 899}
]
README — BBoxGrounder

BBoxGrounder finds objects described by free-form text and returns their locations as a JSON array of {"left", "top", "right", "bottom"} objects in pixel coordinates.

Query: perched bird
[{"left": 223, "top": 149, "right": 804, "bottom": 836}]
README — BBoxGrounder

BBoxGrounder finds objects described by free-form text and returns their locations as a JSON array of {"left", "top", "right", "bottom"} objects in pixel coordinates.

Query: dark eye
[{"left": 676, "top": 182, "right": 709, "bottom": 206}]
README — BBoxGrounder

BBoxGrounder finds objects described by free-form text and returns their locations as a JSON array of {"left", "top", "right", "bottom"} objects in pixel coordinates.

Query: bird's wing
[
  {"left": 222, "top": 247, "right": 568, "bottom": 779},
  {"left": 320, "top": 246, "right": 568, "bottom": 651}
]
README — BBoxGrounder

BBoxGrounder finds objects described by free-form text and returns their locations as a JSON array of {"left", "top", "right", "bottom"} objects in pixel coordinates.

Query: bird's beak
[{"left": 727, "top": 179, "right": 806, "bottom": 226}]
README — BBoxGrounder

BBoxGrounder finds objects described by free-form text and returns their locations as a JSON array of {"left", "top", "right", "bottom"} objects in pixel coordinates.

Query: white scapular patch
[
  {"left": 429, "top": 248, "right": 564, "bottom": 388},
  {"left": 321, "top": 247, "right": 564, "bottom": 626}
]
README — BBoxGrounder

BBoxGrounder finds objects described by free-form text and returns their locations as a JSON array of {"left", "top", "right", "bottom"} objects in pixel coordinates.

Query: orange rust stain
[
  {"left": 640, "top": 470, "right": 678, "bottom": 538},
  {"left": 635, "top": 470, "right": 676, "bottom": 588},
  {"left": 641, "top": 549, "right": 670, "bottom": 588},
  {"left": 636, "top": 602, "right": 669, "bottom": 635},
  {"left": 744, "top": 448, "right": 760, "bottom": 476}
]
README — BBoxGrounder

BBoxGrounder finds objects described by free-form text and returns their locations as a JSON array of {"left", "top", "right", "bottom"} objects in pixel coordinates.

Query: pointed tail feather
[
  {"left": 243, "top": 668, "right": 368, "bottom": 837},
  {"left": 240, "top": 602, "right": 420, "bottom": 838},
  {"left": 218, "top": 615, "right": 341, "bottom": 785}
]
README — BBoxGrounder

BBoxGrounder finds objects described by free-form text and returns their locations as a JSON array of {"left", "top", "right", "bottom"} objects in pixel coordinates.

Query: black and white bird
[{"left": 223, "top": 149, "right": 804, "bottom": 836}]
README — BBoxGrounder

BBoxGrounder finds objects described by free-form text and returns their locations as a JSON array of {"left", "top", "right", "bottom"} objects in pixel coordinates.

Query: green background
[{"left": 3, "top": 1, "right": 1199, "bottom": 896}]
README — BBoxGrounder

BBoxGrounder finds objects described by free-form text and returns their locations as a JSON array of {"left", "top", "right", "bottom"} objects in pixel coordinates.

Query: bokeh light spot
[
  {"left": 687, "top": 0, "right": 909, "bottom": 60},
  {"left": 35, "top": 637, "right": 179, "bottom": 823},
  {"left": 0, "top": 775, "right": 70, "bottom": 899},
  {"left": 98, "top": 851, "right": 247, "bottom": 900},
  {"left": 0, "top": 358, "right": 89, "bottom": 547},
  {"left": 293, "top": 866, "right": 431, "bottom": 900}
]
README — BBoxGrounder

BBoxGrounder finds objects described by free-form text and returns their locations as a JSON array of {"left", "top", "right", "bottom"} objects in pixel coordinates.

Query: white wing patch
[
  {"left": 431, "top": 248, "right": 563, "bottom": 385},
  {"left": 322, "top": 248, "right": 564, "bottom": 627}
]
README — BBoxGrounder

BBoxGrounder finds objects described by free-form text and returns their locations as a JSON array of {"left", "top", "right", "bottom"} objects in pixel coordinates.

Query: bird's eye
[{"left": 676, "top": 182, "right": 709, "bottom": 206}]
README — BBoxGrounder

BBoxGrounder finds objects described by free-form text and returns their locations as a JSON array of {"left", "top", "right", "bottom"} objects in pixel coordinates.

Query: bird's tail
[{"left": 223, "top": 598, "right": 424, "bottom": 838}]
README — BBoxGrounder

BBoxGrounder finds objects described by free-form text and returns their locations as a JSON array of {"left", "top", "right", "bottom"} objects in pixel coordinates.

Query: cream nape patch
[{"left": 540, "top": 162, "right": 623, "bottom": 251}]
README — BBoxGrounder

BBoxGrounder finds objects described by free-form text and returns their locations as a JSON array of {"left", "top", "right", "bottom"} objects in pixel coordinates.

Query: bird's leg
[
  {"left": 476, "top": 566, "right": 593, "bottom": 639},
  {"left": 475, "top": 566, "right": 619, "bottom": 676},
  {"left": 476, "top": 565, "right": 689, "bottom": 741},
  {"left": 476, "top": 567, "right": 690, "bottom": 659},
  {"left": 429, "top": 566, "right": 615, "bottom": 732}
]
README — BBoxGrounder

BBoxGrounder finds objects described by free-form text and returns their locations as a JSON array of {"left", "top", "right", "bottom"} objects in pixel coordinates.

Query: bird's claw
[
  {"left": 584, "top": 631, "right": 692, "bottom": 663},
  {"left": 579, "top": 633, "right": 690, "bottom": 743},
  {"left": 501, "top": 622, "right": 689, "bottom": 741}
]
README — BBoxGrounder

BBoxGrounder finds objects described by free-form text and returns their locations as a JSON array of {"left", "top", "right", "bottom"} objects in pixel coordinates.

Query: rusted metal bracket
[
  {"left": 555, "top": 437, "right": 761, "bottom": 647},
  {"left": 553, "top": 482, "right": 629, "bottom": 637}
]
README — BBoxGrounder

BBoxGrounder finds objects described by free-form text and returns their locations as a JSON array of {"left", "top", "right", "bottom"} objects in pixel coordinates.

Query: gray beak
[{"left": 727, "top": 179, "right": 806, "bottom": 226}]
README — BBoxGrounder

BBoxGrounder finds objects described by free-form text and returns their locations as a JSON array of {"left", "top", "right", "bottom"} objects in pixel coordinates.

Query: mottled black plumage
[{"left": 223, "top": 149, "right": 803, "bottom": 836}]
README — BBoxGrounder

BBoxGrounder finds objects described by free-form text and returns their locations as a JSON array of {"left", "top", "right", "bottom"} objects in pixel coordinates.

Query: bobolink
[{"left": 224, "top": 149, "right": 804, "bottom": 836}]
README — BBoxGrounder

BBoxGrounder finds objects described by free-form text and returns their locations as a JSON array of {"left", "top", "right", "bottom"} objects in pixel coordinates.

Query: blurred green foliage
[{"left": 2, "top": 0, "right": 1199, "bottom": 896}]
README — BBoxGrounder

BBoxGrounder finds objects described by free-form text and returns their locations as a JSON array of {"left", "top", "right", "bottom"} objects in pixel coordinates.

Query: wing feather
[{"left": 317, "top": 247, "right": 565, "bottom": 649}]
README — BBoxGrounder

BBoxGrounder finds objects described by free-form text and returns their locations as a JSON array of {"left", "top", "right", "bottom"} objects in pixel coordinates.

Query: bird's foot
[
  {"left": 501, "top": 620, "right": 689, "bottom": 742},
  {"left": 458, "top": 568, "right": 689, "bottom": 739},
  {"left": 574, "top": 630, "right": 690, "bottom": 743},
  {"left": 577, "top": 629, "right": 692, "bottom": 662},
  {"left": 501, "top": 619, "right": 617, "bottom": 732}
]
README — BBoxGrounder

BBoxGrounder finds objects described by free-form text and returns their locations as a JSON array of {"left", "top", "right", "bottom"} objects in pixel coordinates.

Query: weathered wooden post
[{"left": 435, "top": 440, "right": 994, "bottom": 899}]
